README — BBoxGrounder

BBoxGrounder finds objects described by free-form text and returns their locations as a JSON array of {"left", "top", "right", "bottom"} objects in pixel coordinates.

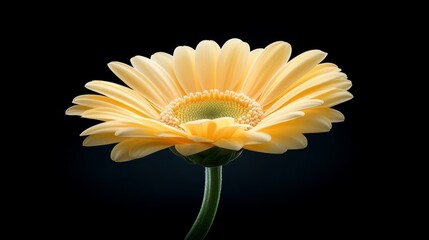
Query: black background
[{"left": 23, "top": 8, "right": 405, "bottom": 239}]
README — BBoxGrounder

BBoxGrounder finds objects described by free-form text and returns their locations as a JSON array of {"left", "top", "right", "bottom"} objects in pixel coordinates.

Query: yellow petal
[
  {"left": 130, "top": 56, "right": 183, "bottom": 100},
  {"left": 264, "top": 71, "right": 350, "bottom": 115},
  {"left": 245, "top": 124, "right": 308, "bottom": 153},
  {"left": 128, "top": 141, "right": 174, "bottom": 160},
  {"left": 307, "top": 108, "right": 344, "bottom": 122},
  {"left": 108, "top": 61, "right": 169, "bottom": 110},
  {"left": 216, "top": 38, "right": 250, "bottom": 91},
  {"left": 317, "top": 90, "right": 353, "bottom": 107},
  {"left": 80, "top": 121, "right": 139, "bottom": 136},
  {"left": 111, "top": 139, "right": 174, "bottom": 162},
  {"left": 256, "top": 99, "right": 323, "bottom": 130},
  {"left": 72, "top": 94, "right": 142, "bottom": 115},
  {"left": 65, "top": 105, "right": 90, "bottom": 116},
  {"left": 151, "top": 52, "right": 186, "bottom": 96},
  {"left": 286, "top": 63, "right": 341, "bottom": 91},
  {"left": 230, "top": 48, "right": 263, "bottom": 91},
  {"left": 115, "top": 127, "right": 189, "bottom": 144},
  {"left": 241, "top": 41, "right": 291, "bottom": 99},
  {"left": 81, "top": 107, "right": 142, "bottom": 122},
  {"left": 213, "top": 139, "right": 243, "bottom": 150},
  {"left": 83, "top": 133, "right": 123, "bottom": 146},
  {"left": 173, "top": 46, "right": 200, "bottom": 93},
  {"left": 111, "top": 140, "right": 134, "bottom": 162},
  {"left": 175, "top": 143, "right": 213, "bottom": 156},
  {"left": 259, "top": 50, "right": 327, "bottom": 105},
  {"left": 179, "top": 117, "right": 236, "bottom": 138},
  {"left": 195, "top": 40, "right": 221, "bottom": 90},
  {"left": 85, "top": 81, "right": 159, "bottom": 118}
]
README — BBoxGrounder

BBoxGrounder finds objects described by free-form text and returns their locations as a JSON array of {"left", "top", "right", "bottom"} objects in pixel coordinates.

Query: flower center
[{"left": 160, "top": 89, "right": 264, "bottom": 128}]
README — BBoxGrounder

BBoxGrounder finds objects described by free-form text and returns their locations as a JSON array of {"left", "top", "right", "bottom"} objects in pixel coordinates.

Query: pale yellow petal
[
  {"left": 85, "top": 81, "right": 159, "bottom": 118},
  {"left": 115, "top": 127, "right": 189, "bottom": 143},
  {"left": 245, "top": 124, "right": 308, "bottom": 153},
  {"left": 256, "top": 99, "right": 323, "bottom": 130},
  {"left": 179, "top": 117, "right": 235, "bottom": 138},
  {"left": 128, "top": 141, "right": 174, "bottom": 160},
  {"left": 80, "top": 121, "right": 139, "bottom": 136},
  {"left": 213, "top": 139, "right": 243, "bottom": 150},
  {"left": 230, "top": 48, "right": 263, "bottom": 91},
  {"left": 173, "top": 46, "right": 200, "bottom": 93},
  {"left": 216, "top": 38, "right": 250, "bottom": 91},
  {"left": 306, "top": 108, "right": 344, "bottom": 122},
  {"left": 130, "top": 56, "right": 183, "bottom": 100},
  {"left": 81, "top": 107, "right": 142, "bottom": 122},
  {"left": 174, "top": 143, "right": 213, "bottom": 156},
  {"left": 83, "top": 133, "right": 123, "bottom": 146},
  {"left": 239, "top": 131, "right": 272, "bottom": 145},
  {"left": 65, "top": 105, "right": 90, "bottom": 116},
  {"left": 108, "top": 62, "right": 169, "bottom": 110},
  {"left": 264, "top": 71, "right": 349, "bottom": 114},
  {"left": 151, "top": 52, "right": 186, "bottom": 96},
  {"left": 281, "top": 114, "right": 332, "bottom": 133},
  {"left": 241, "top": 41, "right": 291, "bottom": 99},
  {"left": 111, "top": 139, "right": 174, "bottom": 162},
  {"left": 259, "top": 50, "right": 327, "bottom": 105},
  {"left": 195, "top": 40, "right": 221, "bottom": 90},
  {"left": 111, "top": 140, "right": 135, "bottom": 162},
  {"left": 317, "top": 91, "right": 353, "bottom": 107},
  {"left": 72, "top": 94, "right": 142, "bottom": 115},
  {"left": 286, "top": 63, "right": 341, "bottom": 91}
]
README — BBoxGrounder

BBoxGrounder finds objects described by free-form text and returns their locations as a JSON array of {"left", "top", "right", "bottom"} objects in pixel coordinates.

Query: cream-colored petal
[
  {"left": 85, "top": 81, "right": 159, "bottom": 118},
  {"left": 65, "top": 105, "right": 90, "bottom": 116},
  {"left": 306, "top": 108, "right": 344, "bottom": 122},
  {"left": 264, "top": 71, "right": 349, "bottom": 115},
  {"left": 174, "top": 143, "right": 213, "bottom": 156},
  {"left": 179, "top": 117, "right": 235, "bottom": 137},
  {"left": 81, "top": 107, "right": 142, "bottom": 122},
  {"left": 114, "top": 128, "right": 154, "bottom": 138},
  {"left": 72, "top": 94, "right": 141, "bottom": 115},
  {"left": 111, "top": 140, "right": 134, "bottom": 162},
  {"left": 83, "top": 133, "right": 123, "bottom": 146},
  {"left": 286, "top": 63, "right": 341, "bottom": 91},
  {"left": 115, "top": 127, "right": 190, "bottom": 144},
  {"left": 111, "top": 139, "right": 173, "bottom": 162},
  {"left": 256, "top": 99, "right": 323, "bottom": 130},
  {"left": 195, "top": 40, "right": 221, "bottom": 90},
  {"left": 255, "top": 111, "right": 305, "bottom": 130},
  {"left": 80, "top": 121, "right": 139, "bottom": 136},
  {"left": 259, "top": 50, "right": 327, "bottom": 105},
  {"left": 245, "top": 123, "right": 308, "bottom": 153},
  {"left": 239, "top": 131, "right": 272, "bottom": 145},
  {"left": 213, "top": 139, "right": 243, "bottom": 151},
  {"left": 241, "top": 41, "right": 291, "bottom": 99},
  {"left": 108, "top": 62, "right": 169, "bottom": 110},
  {"left": 130, "top": 56, "right": 183, "bottom": 100},
  {"left": 151, "top": 52, "right": 186, "bottom": 96},
  {"left": 128, "top": 141, "right": 173, "bottom": 160},
  {"left": 173, "top": 46, "right": 200, "bottom": 93},
  {"left": 244, "top": 134, "right": 307, "bottom": 153},
  {"left": 282, "top": 114, "right": 332, "bottom": 133},
  {"left": 232, "top": 48, "right": 263, "bottom": 90},
  {"left": 216, "top": 38, "right": 250, "bottom": 91}
]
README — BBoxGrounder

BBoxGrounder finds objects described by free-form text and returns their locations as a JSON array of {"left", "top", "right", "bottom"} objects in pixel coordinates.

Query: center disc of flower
[{"left": 160, "top": 89, "right": 264, "bottom": 128}]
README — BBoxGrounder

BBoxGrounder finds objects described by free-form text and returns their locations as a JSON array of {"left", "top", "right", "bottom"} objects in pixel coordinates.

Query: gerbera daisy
[{"left": 66, "top": 38, "right": 352, "bottom": 239}]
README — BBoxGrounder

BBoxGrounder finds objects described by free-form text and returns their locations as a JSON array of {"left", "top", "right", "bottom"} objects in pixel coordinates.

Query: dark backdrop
[{"left": 32, "top": 12, "right": 394, "bottom": 239}]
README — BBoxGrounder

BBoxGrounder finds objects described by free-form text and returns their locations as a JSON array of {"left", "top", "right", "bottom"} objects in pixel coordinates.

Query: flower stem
[{"left": 185, "top": 166, "right": 222, "bottom": 240}]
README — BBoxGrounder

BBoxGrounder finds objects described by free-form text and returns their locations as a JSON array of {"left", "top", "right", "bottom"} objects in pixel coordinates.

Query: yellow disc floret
[{"left": 160, "top": 89, "right": 264, "bottom": 128}]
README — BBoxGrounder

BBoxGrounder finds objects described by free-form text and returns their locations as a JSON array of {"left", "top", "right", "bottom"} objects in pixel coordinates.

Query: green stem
[{"left": 185, "top": 166, "right": 222, "bottom": 240}]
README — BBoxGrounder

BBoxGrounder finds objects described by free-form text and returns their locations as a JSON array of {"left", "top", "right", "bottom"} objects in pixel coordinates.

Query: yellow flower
[{"left": 66, "top": 38, "right": 352, "bottom": 163}]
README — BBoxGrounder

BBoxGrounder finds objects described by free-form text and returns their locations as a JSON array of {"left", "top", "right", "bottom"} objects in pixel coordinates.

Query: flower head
[{"left": 66, "top": 38, "right": 352, "bottom": 165}]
